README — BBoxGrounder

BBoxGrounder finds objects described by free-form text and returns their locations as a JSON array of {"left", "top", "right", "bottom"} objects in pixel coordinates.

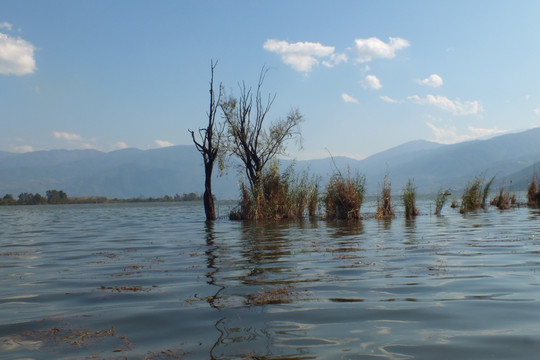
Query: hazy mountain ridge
[{"left": 1, "top": 128, "right": 539, "bottom": 199}]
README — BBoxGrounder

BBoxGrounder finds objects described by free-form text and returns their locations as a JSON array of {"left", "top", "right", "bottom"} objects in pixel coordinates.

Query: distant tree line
[{"left": 0, "top": 190, "right": 203, "bottom": 206}]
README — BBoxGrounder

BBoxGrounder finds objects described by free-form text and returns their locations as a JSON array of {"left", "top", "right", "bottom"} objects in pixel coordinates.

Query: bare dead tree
[
  {"left": 221, "top": 67, "right": 303, "bottom": 193},
  {"left": 189, "top": 60, "right": 225, "bottom": 220}
]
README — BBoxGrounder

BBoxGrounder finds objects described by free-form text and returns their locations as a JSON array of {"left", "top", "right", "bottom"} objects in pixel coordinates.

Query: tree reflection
[{"left": 204, "top": 221, "right": 224, "bottom": 309}]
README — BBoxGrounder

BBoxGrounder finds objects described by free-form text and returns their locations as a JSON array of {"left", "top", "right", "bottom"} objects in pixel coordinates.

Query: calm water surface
[{"left": 1, "top": 201, "right": 540, "bottom": 359}]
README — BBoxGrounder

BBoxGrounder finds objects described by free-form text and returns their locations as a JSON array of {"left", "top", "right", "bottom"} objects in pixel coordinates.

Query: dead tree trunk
[{"left": 189, "top": 60, "right": 224, "bottom": 220}]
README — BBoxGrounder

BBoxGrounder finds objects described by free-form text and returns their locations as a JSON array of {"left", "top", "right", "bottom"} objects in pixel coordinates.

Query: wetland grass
[
  {"left": 459, "top": 175, "right": 495, "bottom": 214},
  {"left": 324, "top": 172, "right": 366, "bottom": 220},
  {"left": 402, "top": 179, "right": 419, "bottom": 219},
  {"left": 528, "top": 173, "right": 540, "bottom": 208},
  {"left": 376, "top": 173, "right": 394, "bottom": 219},
  {"left": 229, "top": 163, "right": 319, "bottom": 221},
  {"left": 435, "top": 188, "right": 451, "bottom": 215}
]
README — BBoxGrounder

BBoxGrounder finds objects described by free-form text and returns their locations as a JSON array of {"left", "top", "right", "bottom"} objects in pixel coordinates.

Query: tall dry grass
[
  {"left": 324, "top": 172, "right": 366, "bottom": 220},
  {"left": 376, "top": 173, "right": 394, "bottom": 219},
  {"left": 459, "top": 175, "right": 495, "bottom": 214},
  {"left": 434, "top": 188, "right": 451, "bottom": 215},
  {"left": 528, "top": 173, "right": 540, "bottom": 208},
  {"left": 229, "top": 162, "right": 319, "bottom": 220},
  {"left": 402, "top": 179, "right": 419, "bottom": 218},
  {"left": 490, "top": 186, "right": 516, "bottom": 210}
]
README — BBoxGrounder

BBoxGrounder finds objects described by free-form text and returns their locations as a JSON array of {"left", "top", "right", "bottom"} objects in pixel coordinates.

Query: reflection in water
[
  {"left": 3, "top": 203, "right": 540, "bottom": 359},
  {"left": 204, "top": 221, "right": 223, "bottom": 309}
]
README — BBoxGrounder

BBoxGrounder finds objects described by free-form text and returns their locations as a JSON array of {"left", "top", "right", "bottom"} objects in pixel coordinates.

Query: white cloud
[
  {"left": 410, "top": 94, "right": 482, "bottom": 115},
  {"left": 0, "top": 32, "right": 36, "bottom": 75},
  {"left": 0, "top": 22, "right": 13, "bottom": 30},
  {"left": 53, "top": 131, "right": 83, "bottom": 141},
  {"left": 426, "top": 122, "right": 506, "bottom": 144},
  {"left": 322, "top": 52, "right": 348, "bottom": 67},
  {"left": 352, "top": 37, "right": 410, "bottom": 63},
  {"left": 534, "top": 108, "right": 540, "bottom": 116},
  {"left": 115, "top": 141, "right": 128, "bottom": 149},
  {"left": 341, "top": 93, "right": 359, "bottom": 104},
  {"left": 467, "top": 126, "right": 507, "bottom": 138},
  {"left": 263, "top": 39, "right": 337, "bottom": 73},
  {"left": 155, "top": 140, "right": 174, "bottom": 148},
  {"left": 380, "top": 95, "right": 399, "bottom": 103},
  {"left": 419, "top": 74, "right": 443, "bottom": 87},
  {"left": 14, "top": 145, "right": 34, "bottom": 153},
  {"left": 362, "top": 74, "right": 382, "bottom": 90}
]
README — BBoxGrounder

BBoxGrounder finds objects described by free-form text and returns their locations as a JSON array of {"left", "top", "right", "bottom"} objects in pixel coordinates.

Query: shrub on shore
[
  {"left": 402, "top": 179, "right": 419, "bottom": 219},
  {"left": 324, "top": 172, "right": 366, "bottom": 220},
  {"left": 459, "top": 175, "right": 495, "bottom": 214}
]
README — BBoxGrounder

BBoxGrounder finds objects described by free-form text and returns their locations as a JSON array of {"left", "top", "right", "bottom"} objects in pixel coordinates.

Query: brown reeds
[
  {"left": 229, "top": 162, "right": 319, "bottom": 220},
  {"left": 527, "top": 173, "right": 540, "bottom": 208},
  {"left": 402, "top": 179, "right": 419, "bottom": 218},
  {"left": 376, "top": 173, "right": 394, "bottom": 219},
  {"left": 459, "top": 175, "right": 495, "bottom": 214},
  {"left": 490, "top": 186, "right": 516, "bottom": 210},
  {"left": 324, "top": 172, "right": 366, "bottom": 220},
  {"left": 434, "top": 188, "right": 451, "bottom": 215}
]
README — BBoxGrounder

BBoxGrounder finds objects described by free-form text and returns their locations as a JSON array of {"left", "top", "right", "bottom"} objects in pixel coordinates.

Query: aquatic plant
[
  {"left": 229, "top": 162, "right": 318, "bottom": 220},
  {"left": 434, "top": 188, "right": 451, "bottom": 215},
  {"left": 459, "top": 175, "right": 495, "bottom": 214},
  {"left": 490, "top": 186, "right": 516, "bottom": 210},
  {"left": 324, "top": 171, "right": 366, "bottom": 220},
  {"left": 246, "top": 285, "right": 300, "bottom": 306},
  {"left": 527, "top": 173, "right": 540, "bottom": 208},
  {"left": 402, "top": 179, "right": 419, "bottom": 219},
  {"left": 376, "top": 173, "right": 394, "bottom": 219}
]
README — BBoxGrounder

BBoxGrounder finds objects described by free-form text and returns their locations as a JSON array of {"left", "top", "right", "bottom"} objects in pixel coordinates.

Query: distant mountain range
[{"left": 1, "top": 127, "right": 540, "bottom": 199}]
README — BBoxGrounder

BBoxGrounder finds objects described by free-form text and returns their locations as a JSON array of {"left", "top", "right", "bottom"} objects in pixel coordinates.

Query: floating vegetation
[
  {"left": 143, "top": 348, "right": 192, "bottom": 359},
  {"left": 99, "top": 285, "right": 150, "bottom": 293},
  {"left": 328, "top": 297, "right": 364, "bottom": 302},
  {"left": 6, "top": 322, "right": 131, "bottom": 353},
  {"left": 246, "top": 286, "right": 302, "bottom": 306}
]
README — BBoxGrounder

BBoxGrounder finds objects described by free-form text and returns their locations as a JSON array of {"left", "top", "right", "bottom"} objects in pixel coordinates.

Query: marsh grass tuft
[
  {"left": 229, "top": 162, "right": 319, "bottom": 220},
  {"left": 434, "top": 188, "right": 451, "bottom": 215},
  {"left": 527, "top": 173, "right": 540, "bottom": 208},
  {"left": 402, "top": 179, "right": 419, "bottom": 219},
  {"left": 324, "top": 171, "right": 366, "bottom": 220},
  {"left": 490, "top": 186, "right": 516, "bottom": 210},
  {"left": 459, "top": 175, "right": 495, "bottom": 214},
  {"left": 376, "top": 173, "right": 394, "bottom": 219}
]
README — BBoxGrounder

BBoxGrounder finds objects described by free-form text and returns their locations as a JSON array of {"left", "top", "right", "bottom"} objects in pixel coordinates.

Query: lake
[{"left": 1, "top": 200, "right": 540, "bottom": 359}]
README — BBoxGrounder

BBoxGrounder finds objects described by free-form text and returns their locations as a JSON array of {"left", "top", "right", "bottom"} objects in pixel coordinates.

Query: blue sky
[{"left": 2, "top": 1, "right": 540, "bottom": 159}]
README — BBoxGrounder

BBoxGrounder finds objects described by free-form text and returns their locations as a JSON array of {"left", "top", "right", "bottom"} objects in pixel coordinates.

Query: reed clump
[
  {"left": 324, "top": 172, "right": 366, "bottom": 220},
  {"left": 229, "top": 163, "right": 318, "bottom": 221},
  {"left": 527, "top": 174, "right": 540, "bottom": 208},
  {"left": 490, "top": 186, "right": 516, "bottom": 210},
  {"left": 434, "top": 188, "right": 451, "bottom": 215},
  {"left": 402, "top": 179, "right": 419, "bottom": 219},
  {"left": 376, "top": 174, "right": 394, "bottom": 219},
  {"left": 459, "top": 175, "right": 495, "bottom": 214}
]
